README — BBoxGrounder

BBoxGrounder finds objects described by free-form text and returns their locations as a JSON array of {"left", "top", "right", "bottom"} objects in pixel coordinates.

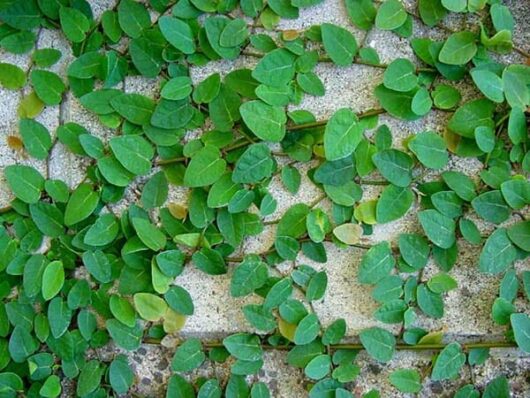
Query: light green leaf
[
  {"left": 41, "top": 261, "right": 64, "bottom": 301},
  {"left": 133, "top": 293, "right": 167, "bottom": 322},
  {"left": 64, "top": 183, "right": 99, "bottom": 226},
  {"left": 418, "top": 209, "right": 456, "bottom": 249},
  {"left": 109, "top": 135, "right": 154, "bottom": 175},
  {"left": 431, "top": 342, "right": 465, "bottom": 380},
  {"left": 240, "top": 100, "right": 286, "bottom": 142},
  {"left": 324, "top": 108, "right": 363, "bottom": 161},
  {"left": 479, "top": 228, "right": 517, "bottom": 274},
  {"left": 19, "top": 119, "right": 52, "bottom": 160},
  {"left": 439, "top": 31, "right": 477, "bottom": 65},
  {"left": 383, "top": 58, "right": 417, "bottom": 92},
  {"left": 359, "top": 327, "right": 396, "bottom": 363},
  {"left": 171, "top": 339, "right": 205, "bottom": 372},
  {"left": 159, "top": 16, "right": 195, "bottom": 54},
  {"left": 375, "top": 0, "right": 407, "bottom": 30},
  {"left": 184, "top": 145, "right": 226, "bottom": 187},
  {"left": 409, "top": 131, "right": 448, "bottom": 169},
  {"left": 321, "top": 23, "right": 357, "bottom": 66},
  {"left": 389, "top": 369, "right": 422, "bottom": 393}
]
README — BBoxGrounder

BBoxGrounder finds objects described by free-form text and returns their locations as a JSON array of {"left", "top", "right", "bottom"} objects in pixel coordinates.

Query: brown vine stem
[
  {"left": 240, "top": 50, "right": 437, "bottom": 73},
  {"left": 155, "top": 108, "right": 388, "bottom": 165},
  {"left": 142, "top": 338, "right": 517, "bottom": 351}
]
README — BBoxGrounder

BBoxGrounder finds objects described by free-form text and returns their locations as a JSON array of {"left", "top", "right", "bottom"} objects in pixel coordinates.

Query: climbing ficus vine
[{"left": 0, "top": 0, "right": 528, "bottom": 396}]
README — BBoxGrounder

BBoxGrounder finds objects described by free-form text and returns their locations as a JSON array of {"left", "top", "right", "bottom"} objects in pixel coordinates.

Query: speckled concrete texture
[{"left": 1, "top": 0, "right": 529, "bottom": 396}]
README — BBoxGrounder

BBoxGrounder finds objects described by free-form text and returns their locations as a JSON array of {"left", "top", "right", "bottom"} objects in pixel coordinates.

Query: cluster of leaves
[{"left": 0, "top": 0, "right": 529, "bottom": 397}]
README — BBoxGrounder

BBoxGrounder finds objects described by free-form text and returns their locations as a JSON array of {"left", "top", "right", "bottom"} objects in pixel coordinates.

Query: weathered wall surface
[{"left": 0, "top": 0, "right": 529, "bottom": 396}]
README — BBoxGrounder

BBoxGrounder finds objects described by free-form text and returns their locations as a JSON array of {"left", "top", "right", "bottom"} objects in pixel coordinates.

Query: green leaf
[
  {"left": 411, "top": 87, "right": 432, "bottom": 116},
  {"left": 441, "top": 0, "right": 466, "bottom": 12},
  {"left": 376, "top": 185, "right": 414, "bottom": 223},
  {"left": 109, "top": 355, "right": 133, "bottom": 394},
  {"left": 345, "top": 0, "right": 376, "bottom": 30},
  {"left": 252, "top": 48, "right": 296, "bottom": 86},
  {"left": 471, "top": 190, "right": 511, "bottom": 224},
  {"left": 417, "top": 284, "right": 444, "bottom": 318},
  {"left": 59, "top": 7, "right": 90, "bottom": 43},
  {"left": 171, "top": 339, "right": 205, "bottom": 371},
  {"left": 359, "top": 327, "right": 396, "bottom": 362},
  {"left": 109, "top": 135, "right": 154, "bottom": 175},
  {"left": 431, "top": 342, "right": 465, "bottom": 380},
  {"left": 133, "top": 293, "right": 167, "bottom": 322},
  {"left": 447, "top": 99, "right": 495, "bottom": 138},
  {"left": 110, "top": 93, "right": 155, "bottom": 125},
  {"left": 159, "top": 16, "right": 195, "bottom": 54},
  {"left": 418, "top": 209, "right": 456, "bottom": 249},
  {"left": 418, "top": 0, "right": 447, "bottom": 27},
  {"left": 161, "top": 77, "right": 193, "bottom": 101},
  {"left": 106, "top": 319, "right": 143, "bottom": 351},
  {"left": 77, "top": 360, "right": 104, "bottom": 397},
  {"left": 47, "top": 297, "right": 72, "bottom": 338},
  {"left": 324, "top": 108, "right": 363, "bottom": 161},
  {"left": 321, "top": 319, "right": 346, "bottom": 345},
  {"left": 333, "top": 223, "right": 362, "bottom": 245},
  {"left": 64, "top": 183, "right": 99, "bottom": 226},
  {"left": 511, "top": 313, "right": 530, "bottom": 353},
  {"left": 220, "top": 18, "right": 248, "bottom": 47},
  {"left": 9, "top": 326, "right": 38, "bottom": 363},
  {"left": 374, "top": 85, "right": 422, "bottom": 121},
  {"left": 470, "top": 69, "right": 504, "bottom": 103},
  {"left": 0, "top": 62, "right": 26, "bottom": 89},
  {"left": 507, "top": 221, "right": 530, "bottom": 252},
  {"left": 19, "top": 118, "right": 52, "bottom": 160},
  {"left": 223, "top": 333, "right": 263, "bottom": 361},
  {"left": 372, "top": 149, "right": 414, "bottom": 187},
  {"left": 375, "top": 0, "right": 407, "bottom": 30},
  {"left": 84, "top": 214, "right": 119, "bottom": 246},
  {"left": 41, "top": 261, "right": 64, "bottom": 301},
  {"left": 501, "top": 179, "right": 530, "bottom": 210},
  {"left": 483, "top": 376, "right": 510, "bottom": 398},
  {"left": 232, "top": 143, "right": 274, "bottom": 184},
  {"left": 383, "top": 58, "right": 417, "bottom": 92},
  {"left": 230, "top": 255, "right": 268, "bottom": 297},
  {"left": 184, "top": 145, "right": 226, "bottom": 187},
  {"left": 479, "top": 228, "right": 517, "bottom": 274},
  {"left": 294, "top": 313, "right": 320, "bottom": 345},
  {"left": 321, "top": 23, "right": 357, "bottom": 66},
  {"left": 502, "top": 65, "right": 529, "bottom": 109},
  {"left": 83, "top": 250, "right": 112, "bottom": 283},
  {"left": 305, "top": 354, "right": 331, "bottom": 380},
  {"left": 132, "top": 218, "right": 166, "bottom": 251},
  {"left": 240, "top": 100, "right": 286, "bottom": 142},
  {"left": 409, "top": 131, "right": 448, "bottom": 169},
  {"left": 358, "top": 242, "right": 395, "bottom": 284},
  {"left": 0, "top": 1, "right": 41, "bottom": 30},
  {"left": 39, "top": 375, "right": 61, "bottom": 398},
  {"left": 474, "top": 126, "right": 495, "bottom": 153},
  {"left": 30, "top": 70, "right": 65, "bottom": 105},
  {"left": 399, "top": 234, "right": 430, "bottom": 269},
  {"left": 204, "top": 16, "right": 240, "bottom": 60},
  {"left": 141, "top": 171, "right": 168, "bottom": 209},
  {"left": 29, "top": 202, "right": 64, "bottom": 238},
  {"left": 441, "top": 171, "right": 476, "bottom": 201},
  {"left": 117, "top": 0, "right": 151, "bottom": 39},
  {"left": 439, "top": 31, "right": 477, "bottom": 65},
  {"left": 427, "top": 273, "right": 457, "bottom": 293},
  {"left": 193, "top": 73, "right": 221, "bottom": 104},
  {"left": 432, "top": 84, "right": 461, "bottom": 109},
  {"left": 109, "top": 295, "right": 136, "bottom": 327},
  {"left": 165, "top": 285, "right": 194, "bottom": 315},
  {"left": 389, "top": 369, "right": 422, "bottom": 393}
]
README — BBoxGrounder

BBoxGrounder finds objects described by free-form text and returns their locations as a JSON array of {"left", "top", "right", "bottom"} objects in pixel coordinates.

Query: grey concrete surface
[{"left": 0, "top": 0, "right": 529, "bottom": 396}]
